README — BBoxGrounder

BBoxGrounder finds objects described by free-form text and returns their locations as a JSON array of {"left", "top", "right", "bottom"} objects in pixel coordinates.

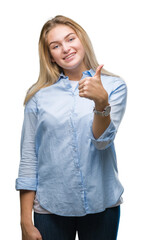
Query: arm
[
  {"left": 92, "top": 95, "right": 111, "bottom": 139},
  {"left": 15, "top": 95, "right": 42, "bottom": 239},
  {"left": 91, "top": 65, "right": 111, "bottom": 139},
  {"left": 79, "top": 65, "right": 127, "bottom": 150},
  {"left": 79, "top": 65, "right": 111, "bottom": 139},
  {"left": 91, "top": 76, "right": 127, "bottom": 150},
  {"left": 20, "top": 190, "right": 35, "bottom": 226},
  {"left": 92, "top": 112, "right": 111, "bottom": 139},
  {"left": 16, "top": 95, "right": 38, "bottom": 191},
  {"left": 20, "top": 190, "right": 42, "bottom": 240}
]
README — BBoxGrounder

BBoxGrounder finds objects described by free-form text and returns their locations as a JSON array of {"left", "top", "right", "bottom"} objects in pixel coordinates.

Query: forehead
[{"left": 47, "top": 24, "right": 76, "bottom": 43}]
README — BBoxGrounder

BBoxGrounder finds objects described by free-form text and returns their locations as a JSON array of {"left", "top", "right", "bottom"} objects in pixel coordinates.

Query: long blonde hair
[{"left": 24, "top": 15, "right": 118, "bottom": 105}]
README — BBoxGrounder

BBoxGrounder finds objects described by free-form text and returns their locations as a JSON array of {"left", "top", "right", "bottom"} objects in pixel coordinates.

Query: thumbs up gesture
[{"left": 78, "top": 65, "right": 109, "bottom": 110}]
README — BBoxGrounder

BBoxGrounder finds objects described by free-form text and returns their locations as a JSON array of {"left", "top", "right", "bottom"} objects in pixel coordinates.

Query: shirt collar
[
  {"left": 58, "top": 69, "right": 95, "bottom": 81},
  {"left": 82, "top": 69, "right": 95, "bottom": 77}
]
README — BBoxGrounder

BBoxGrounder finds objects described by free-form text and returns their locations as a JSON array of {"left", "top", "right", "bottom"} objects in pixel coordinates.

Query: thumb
[{"left": 94, "top": 64, "right": 104, "bottom": 77}]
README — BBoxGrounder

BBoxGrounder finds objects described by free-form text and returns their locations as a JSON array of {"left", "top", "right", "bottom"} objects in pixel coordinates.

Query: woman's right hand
[{"left": 21, "top": 222, "right": 42, "bottom": 240}]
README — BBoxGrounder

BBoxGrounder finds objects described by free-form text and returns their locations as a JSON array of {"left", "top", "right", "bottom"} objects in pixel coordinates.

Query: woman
[{"left": 16, "top": 15, "right": 127, "bottom": 240}]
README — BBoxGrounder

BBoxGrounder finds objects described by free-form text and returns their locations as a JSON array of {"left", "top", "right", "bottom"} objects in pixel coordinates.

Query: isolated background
[{"left": 0, "top": 0, "right": 142, "bottom": 239}]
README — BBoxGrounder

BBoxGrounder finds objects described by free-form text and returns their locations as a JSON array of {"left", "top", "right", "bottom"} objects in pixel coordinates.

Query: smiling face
[{"left": 47, "top": 24, "right": 86, "bottom": 75}]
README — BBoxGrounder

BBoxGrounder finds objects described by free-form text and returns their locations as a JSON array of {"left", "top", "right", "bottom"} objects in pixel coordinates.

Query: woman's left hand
[{"left": 78, "top": 65, "right": 109, "bottom": 110}]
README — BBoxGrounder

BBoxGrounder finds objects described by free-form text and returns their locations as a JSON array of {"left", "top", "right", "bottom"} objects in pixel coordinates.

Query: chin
[{"left": 62, "top": 60, "right": 84, "bottom": 71}]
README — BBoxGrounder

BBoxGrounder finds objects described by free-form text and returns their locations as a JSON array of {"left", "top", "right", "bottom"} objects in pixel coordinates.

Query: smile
[{"left": 63, "top": 53, "right": 76, "bottom": 60}]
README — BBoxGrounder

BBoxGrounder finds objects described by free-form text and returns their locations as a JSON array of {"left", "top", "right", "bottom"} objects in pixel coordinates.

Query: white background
[{"left": 0, "top": 0, "right": 142, "bottom": 239}]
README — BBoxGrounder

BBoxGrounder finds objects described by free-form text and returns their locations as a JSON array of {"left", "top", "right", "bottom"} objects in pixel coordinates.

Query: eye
[
  {"left": 53, "top": 45, "right": 59, "bottom": 49},
  {"left": 68, "top": 37, "right": 75, "bottom": 42}
]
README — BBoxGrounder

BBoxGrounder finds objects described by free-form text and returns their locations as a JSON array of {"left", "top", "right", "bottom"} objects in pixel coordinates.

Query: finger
[
  {"left": 94, "top": 64, "right": 104, "bottom": 78},
  {"left": 78, "top": 78, "right": 86, "bottom": 85},
  {"left": 78, "top": 77, "right": 90, "bottom": 88},
  {"left": 79, "top": 91, "right": 87, "bottom": 98},
  {"left": 78, "top": 82, "right": 85, "bottom": 90}
]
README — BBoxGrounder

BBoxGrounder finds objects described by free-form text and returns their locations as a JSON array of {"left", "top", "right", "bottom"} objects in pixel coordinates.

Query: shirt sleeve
[
  {"left": 15, "top": 95, "right": 38, "bottom": 191},
  {"left": 90, "top": 76, "right": 127, "bottom": 150}
]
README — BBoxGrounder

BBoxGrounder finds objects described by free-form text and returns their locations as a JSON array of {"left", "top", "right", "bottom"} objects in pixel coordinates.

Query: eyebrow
[{"left": 49, "top": 33, "right": 76, "bottom": 46}]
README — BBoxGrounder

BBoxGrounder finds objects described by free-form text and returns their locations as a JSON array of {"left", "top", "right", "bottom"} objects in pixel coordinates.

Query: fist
[{"left": 78, "top": 65, "right": 108, "bottom": 110}]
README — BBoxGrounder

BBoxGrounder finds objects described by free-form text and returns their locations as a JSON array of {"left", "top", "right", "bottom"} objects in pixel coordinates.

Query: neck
[{"left": 63, "top": 64, "right": 88, "bottom": 81}]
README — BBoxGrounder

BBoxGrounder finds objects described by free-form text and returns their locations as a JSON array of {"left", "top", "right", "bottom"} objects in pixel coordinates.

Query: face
[{"left": 47, "top": 24, "right": 86, "bottom": 73}]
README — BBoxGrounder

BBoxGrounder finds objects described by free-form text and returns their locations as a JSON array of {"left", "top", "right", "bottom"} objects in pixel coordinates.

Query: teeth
[{"left": 65, "top": 53, "right": 75, "bottom": 59}]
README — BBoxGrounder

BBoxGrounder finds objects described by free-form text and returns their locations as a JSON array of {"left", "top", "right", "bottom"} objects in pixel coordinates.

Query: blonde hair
[{"left": 24, "top": 15, "right": 118, "bottom": 105}]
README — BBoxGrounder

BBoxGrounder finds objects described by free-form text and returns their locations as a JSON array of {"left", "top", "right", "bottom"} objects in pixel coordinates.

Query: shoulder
[
  {"left": 101, "top": 74, "right": 125, "bottom": 84},
  {"left": 25, "top": 92, "right": 39, "bottom": 112},
  {"left": 101, "top": 74, "right": 127, "bottom": 90}
]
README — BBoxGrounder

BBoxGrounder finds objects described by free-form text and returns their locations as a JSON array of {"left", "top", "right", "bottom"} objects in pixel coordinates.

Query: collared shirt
[{"left": 15, "top": 69, "right": 127, "bottom": 216}]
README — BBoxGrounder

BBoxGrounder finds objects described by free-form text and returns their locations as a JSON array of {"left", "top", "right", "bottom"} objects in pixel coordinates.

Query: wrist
[
  {"left": 94, "top": 101, "right": 109, "bottom": 111},
  {"left": 21, "top": 215, "right": 33, "bottom": 227},
  {"left": 93, "top": 92, "right": 109, "bottom": 111},
  {"left": 93, "top": 103, "right": 111, "bottom": 117},
  {"left": 21, "top": 220, "right": 33, "bottom": 230}
]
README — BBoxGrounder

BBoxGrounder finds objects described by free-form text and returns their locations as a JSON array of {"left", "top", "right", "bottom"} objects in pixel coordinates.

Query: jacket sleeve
[
  {"left": 15, "top": 95, "right": 38, "bottom": 191},
  {"left": 90, "top": 76, "right": 127, "bottom": 150}
]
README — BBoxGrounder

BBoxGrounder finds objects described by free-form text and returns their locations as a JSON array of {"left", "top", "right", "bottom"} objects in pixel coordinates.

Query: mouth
[{"left": 63, "top": 52, "right": 76, "bottom": 60}]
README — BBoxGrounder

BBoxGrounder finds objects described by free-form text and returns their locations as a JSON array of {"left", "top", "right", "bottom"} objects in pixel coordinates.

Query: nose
[{"left": 62, "top": 42, "right": 70, "bottom": 53}]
